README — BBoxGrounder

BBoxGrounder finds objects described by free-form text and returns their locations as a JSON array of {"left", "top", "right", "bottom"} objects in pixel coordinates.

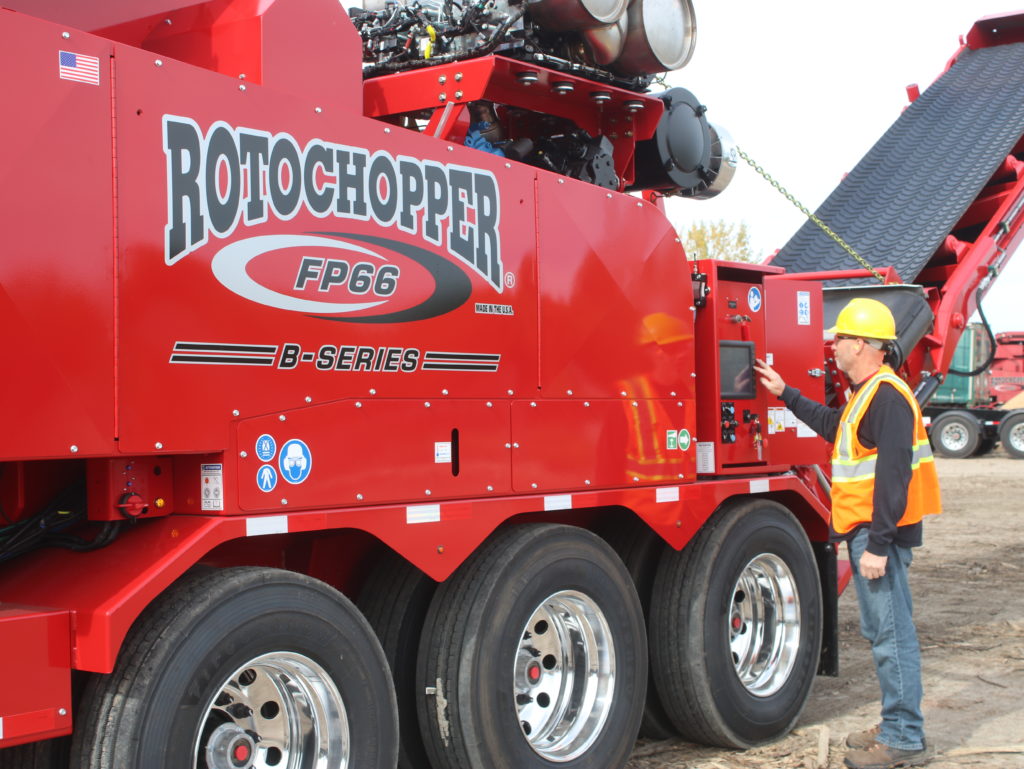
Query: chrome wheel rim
[
  {"left": 193, "top": 652, "right": 349, "bottom": 769},
  {"left": 939, "top": 421, "right": 970, "bottom": 452},
  {"left": 514, "top": 590, "right": 615, "bottom": 761},
  {"left": 729, "top": 553, "right": 801, "bottom": 697},
  {"left": 1008, "top": 422, "right": 1024, "bottom": 452}
]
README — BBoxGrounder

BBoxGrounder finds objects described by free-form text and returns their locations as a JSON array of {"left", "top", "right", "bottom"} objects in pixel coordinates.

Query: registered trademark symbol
[{"left": 504, "top": 272, "right": 516, "bottom": 289}]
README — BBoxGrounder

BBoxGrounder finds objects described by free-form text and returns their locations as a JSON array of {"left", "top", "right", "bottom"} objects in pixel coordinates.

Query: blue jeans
[{"left": 848, "top": 527, "right": 925, "bottom": 750}]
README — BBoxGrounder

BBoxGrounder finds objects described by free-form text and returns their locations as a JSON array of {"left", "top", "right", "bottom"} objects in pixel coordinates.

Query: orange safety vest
[{"left": 830, "top": 365, "right": 942, "bottom": 534}]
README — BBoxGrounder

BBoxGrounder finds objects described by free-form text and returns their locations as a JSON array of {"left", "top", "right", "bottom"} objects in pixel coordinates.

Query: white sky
[{"left": 662, "top": 1, "right": 1024, "bottom": 333}]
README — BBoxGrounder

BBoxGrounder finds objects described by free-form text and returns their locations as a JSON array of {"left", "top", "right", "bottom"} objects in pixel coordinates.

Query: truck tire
[
  {"left": 416, "top": 524, "right": 646, "bottom": 769},
  {"left": 649, "top": 500, "right": 822, "bottom": 748},
  {"left": 608, "top": 520, "right": 678, "bottom": 740},
  {"left": 69, "top": 567, "right": 398, "bottom": 769},
  {"left": 972, "top": 437, "right": 996, "bottom": 456},
  {"left": 358, "top": 551, "right": 436, "bottom": 769},
  {"left": 998, "top": 411, "right": 1024, "bottom": 459},
  {"left": 0, "top": 739, "right": 68, "bottom": 769},
  {"left": 929, "top": 411, "right": 980, "bottom": 458}
]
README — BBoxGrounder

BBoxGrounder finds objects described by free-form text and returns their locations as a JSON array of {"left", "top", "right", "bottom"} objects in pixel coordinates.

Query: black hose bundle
[
  {"left": 366, "top": 7, "right": 524, "bottom": 74},
  {"left": 0, "top": 478, "right": 121, "bottom": 564}
]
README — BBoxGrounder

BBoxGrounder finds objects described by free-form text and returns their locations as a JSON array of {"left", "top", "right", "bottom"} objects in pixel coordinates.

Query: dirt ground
[{"left": 627, "top": 450, "right": 1024, "bottom": 769}]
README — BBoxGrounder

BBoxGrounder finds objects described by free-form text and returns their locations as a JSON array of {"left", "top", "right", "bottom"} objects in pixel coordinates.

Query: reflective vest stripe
[{"left": 832, "top": 440, "right": 935, "bottom": 481}]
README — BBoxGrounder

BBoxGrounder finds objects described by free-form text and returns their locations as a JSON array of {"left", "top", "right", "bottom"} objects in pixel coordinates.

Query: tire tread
[
  {"left": 71, "top": 567, "right": 397, "bottom": 769},
  {"left": 650, "top": 500, "right": 821, "bottom": 748}
]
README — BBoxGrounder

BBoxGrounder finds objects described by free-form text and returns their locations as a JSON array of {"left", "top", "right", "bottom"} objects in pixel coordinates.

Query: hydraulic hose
[{"left": 949, "top": 286, "right": 997, "bottom": 377}]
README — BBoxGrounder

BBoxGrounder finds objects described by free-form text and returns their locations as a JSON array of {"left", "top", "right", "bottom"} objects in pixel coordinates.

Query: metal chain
[{"left": 735, "top": 146, "right": 886, "bottom": 283}]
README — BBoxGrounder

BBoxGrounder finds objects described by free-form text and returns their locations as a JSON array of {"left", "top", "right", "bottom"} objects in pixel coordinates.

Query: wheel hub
[
  {"left": 193, "top": 652, "right": 350, "bottom": 769},
  {"left": 728, "top": 553, "right": 801, "bottom": 697},
  {"left": 205, "top": 723, "right": 257, "bottom": 769},
  {"left": 940, "top": 422, "right": 969, "bottom": 451},
  {"left": 1009, "top": 422, "right": 1024, "bottom": 451},
  {"left": 513, "top": 590, "right": 615, "bottom": 762}
]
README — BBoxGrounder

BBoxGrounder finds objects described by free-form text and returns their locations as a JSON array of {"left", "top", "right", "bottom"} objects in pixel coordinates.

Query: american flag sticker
[{"left": 58, "top": 51, "right": 100, "bottom": 85}]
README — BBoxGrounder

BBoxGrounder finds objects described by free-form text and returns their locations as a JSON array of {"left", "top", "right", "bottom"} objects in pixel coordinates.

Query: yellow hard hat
[
  {"left": 826, "top": 297, "right": 897, "bottom": 341},
  {"left": 638, "top": 312, "right": 690, "bottom": 345}
]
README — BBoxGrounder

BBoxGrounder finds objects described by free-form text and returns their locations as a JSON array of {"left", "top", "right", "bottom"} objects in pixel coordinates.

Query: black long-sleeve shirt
[{"left": 780, "top": 380, "right": 922, "bottom": 556}]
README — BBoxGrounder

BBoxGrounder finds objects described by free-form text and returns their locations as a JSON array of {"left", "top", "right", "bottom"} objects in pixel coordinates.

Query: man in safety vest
[{"left": 754, "top": 297, "right": 940, "bottom": 769}]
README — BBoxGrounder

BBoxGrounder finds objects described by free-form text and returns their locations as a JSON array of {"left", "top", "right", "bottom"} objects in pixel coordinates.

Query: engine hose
[
  {"left": 949, "top": 286, "right": 997, "bottom": 377},
  {"left": 371, "top": 7, "right": 524, "bottom": 73}
]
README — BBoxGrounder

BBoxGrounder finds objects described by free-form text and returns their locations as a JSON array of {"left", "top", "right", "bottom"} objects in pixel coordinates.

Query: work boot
[
  {"left": 845, "top": 725, "right": 881, "bottom": 750},
  {"left": 844, "top": 741, "right": 930, "bottom": 769}
]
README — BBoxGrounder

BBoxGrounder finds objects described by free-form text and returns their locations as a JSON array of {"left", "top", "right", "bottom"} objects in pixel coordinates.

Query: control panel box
[{"left": 693, "top": 262, "right": 826, "bottom": 474}]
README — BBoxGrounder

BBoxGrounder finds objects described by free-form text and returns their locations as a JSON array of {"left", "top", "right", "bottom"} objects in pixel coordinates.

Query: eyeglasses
[{"left": 833, "top": 334, "right": 859, "bottom": 342}]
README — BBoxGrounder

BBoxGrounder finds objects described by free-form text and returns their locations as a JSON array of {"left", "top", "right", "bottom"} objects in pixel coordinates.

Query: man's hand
[
  {"left": 754, "top": 358, "right": 786, "bottom": 397},
  {"left": 859, "top": 550, "right": 888, "bottom": 580}
]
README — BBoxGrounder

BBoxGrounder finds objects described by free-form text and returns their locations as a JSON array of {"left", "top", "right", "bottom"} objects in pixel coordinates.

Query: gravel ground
[{"left": 627, "top": 449, "right": 1024, "bottom": 769}]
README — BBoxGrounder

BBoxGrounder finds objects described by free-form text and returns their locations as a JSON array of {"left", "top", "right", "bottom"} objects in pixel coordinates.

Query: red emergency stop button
[{"left": 116, "top": 492, "right": 149, "bottom": 518}]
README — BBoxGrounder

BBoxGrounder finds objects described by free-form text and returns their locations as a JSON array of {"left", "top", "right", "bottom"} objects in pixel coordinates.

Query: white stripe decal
[
  {"left": 749, "top": 479, "right": 770, "bottom": 493},
  {"left": 1, "top": 715, "right": 5, "bottom": 740},
  {"left": 656, "top": 486, "right": 680, "bottom": 503},
  {"left": 246, "top": 516, "right": 289, "bottom": 536},
  {"left": 544, "top": 495, "right": 573, "bottom": 511},
  {"left": 407, "top": 504, "right": 441, "bottom": 524}
]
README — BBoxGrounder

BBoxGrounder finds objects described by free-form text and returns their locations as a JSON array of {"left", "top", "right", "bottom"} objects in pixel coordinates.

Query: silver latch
[{"left": 807, "top": 368, "right": 826, "bottom": 378}]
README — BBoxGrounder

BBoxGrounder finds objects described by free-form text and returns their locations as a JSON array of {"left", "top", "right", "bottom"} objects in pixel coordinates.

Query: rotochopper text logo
[{"left": 162, "top": 116, "right": 503, "bottom": 292}]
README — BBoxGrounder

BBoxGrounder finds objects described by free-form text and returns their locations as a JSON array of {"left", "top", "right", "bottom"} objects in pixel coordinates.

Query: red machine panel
[
  {"left": 237, "top": 399, "right": 512, "bottom": 511},
  {"left": 991, "top": 332, "right": 1024, "bottom": 404},
  {"left": 86, "top": 456, "right": 177, "bottom": 521},
  {"left": 0, "top": 14, "right": 116, "bottom": 460},
  {"left": 535, "top": 175, "right": 696, "bottom": 402},
  {"left": 694, "top": 261, "right": 783, "bottom": 473},
  {"left": 511, "top": 398, "right": 696, "bottom": 492},
  {"left": 111, "top": 41, "right": 539, "bottom": 454},
  {"left": 0, "top": 606, "right": 72, "bottom": 747},
  {"left": 763, "top": 277, "right": 829, "bottom": 467}
]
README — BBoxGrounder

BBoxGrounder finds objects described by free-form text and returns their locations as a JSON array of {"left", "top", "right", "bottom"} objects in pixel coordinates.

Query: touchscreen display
[{"left": 720, "top": 342, "right": 755, "bottom": 398}]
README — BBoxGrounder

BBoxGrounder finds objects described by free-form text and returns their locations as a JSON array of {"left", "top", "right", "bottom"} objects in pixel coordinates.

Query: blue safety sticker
[
  {"left": 747, "top": 286, "right": 762, "bottom": 313},
  {"left": 255, "top": 434, "right": 277, "bottom": 462},
  {"left": 278, "top": 439, "right": 313, "bottom": 485},
  {"left": 257, "top": 464, "right": 278, "bottom": 492}
]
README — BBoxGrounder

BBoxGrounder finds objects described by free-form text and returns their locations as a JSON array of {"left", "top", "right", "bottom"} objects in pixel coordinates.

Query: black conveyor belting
[{"left": 771, "top": 41, "right": 1024, "bottom": 284}]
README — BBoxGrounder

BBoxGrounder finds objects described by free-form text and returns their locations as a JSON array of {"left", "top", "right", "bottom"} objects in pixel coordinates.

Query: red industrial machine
[
  {"left": 991, "top": 332, "right": 1024, "bottom": 404},
  {"left": 923, "top": 327, "right": 1024, "bottom": 457},
  {"left": 0, "top": 1, "right": 1022, "bottom": 768}
]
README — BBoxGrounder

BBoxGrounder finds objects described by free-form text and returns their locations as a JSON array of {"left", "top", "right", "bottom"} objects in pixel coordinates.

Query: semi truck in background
[
  {"left": 0, "top": 1, "right": 1022, "bottom": 768},
  {"left": 923, "top": 324, "right": 1024, "bottom": 458}
]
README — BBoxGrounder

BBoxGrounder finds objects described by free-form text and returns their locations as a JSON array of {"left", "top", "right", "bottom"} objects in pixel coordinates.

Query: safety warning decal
[
  {"left": 747, "top": 286, "right": 762, "bottom": 313},
  {"left": 797, "top": 290, "right": 811, "bottom": 326},
  {"left": 696, "top": 442, "right": 715, "bottom": 474},
  {"left": 434, "top": 442, "right": 452, "bottom": 464},
  {"left": 666, "top": 429, "right": 692, "bottom": 451},
  {"left": 279, "top": 439, "right": 313, "bottom": 484},
  {"left": 255, "top": 434, "right": 277, "bottom": 462},
  {"left": 201, "top": 463, "right": 224, "bottom": 511},
  {"left": 257, "top": 465, "right": 278, "bottom": 492}
]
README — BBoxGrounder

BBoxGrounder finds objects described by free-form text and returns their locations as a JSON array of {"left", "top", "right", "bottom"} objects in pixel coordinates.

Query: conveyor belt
[{"left": 771, "top": 42, "right": 1024, "bottom": 284}]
